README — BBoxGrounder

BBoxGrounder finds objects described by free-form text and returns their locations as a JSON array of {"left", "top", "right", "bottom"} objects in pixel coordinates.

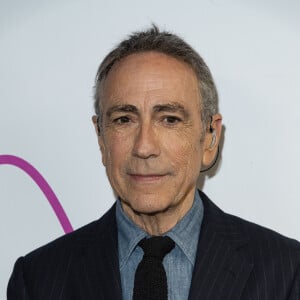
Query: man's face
[{"left": 95, "top": 52, "right": 213, "bottom": 216}]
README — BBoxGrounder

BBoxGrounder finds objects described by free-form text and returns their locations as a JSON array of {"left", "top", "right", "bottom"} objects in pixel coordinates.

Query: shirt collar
[
  {"left": 166, "top": 191, "right": 203, "bottom": 265},
  {"left": 116, "top": 200, "right": 147, "bottom": 270},
  {"left": 116, "top": 190, "right": 204, "bottom": 269}
]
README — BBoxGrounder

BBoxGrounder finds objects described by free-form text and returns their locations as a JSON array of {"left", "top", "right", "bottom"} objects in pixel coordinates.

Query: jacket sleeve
[{"left": 7, "top": 257, "right": 30, "bottom": 300}]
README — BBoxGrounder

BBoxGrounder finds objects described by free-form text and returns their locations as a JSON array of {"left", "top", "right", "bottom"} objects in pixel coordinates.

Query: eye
[
  {"left": 163, "top": 116, "right": 182, "bottom": 125},
  {"left": 113, "top": 116, "right": 131, "bottom": 124}
]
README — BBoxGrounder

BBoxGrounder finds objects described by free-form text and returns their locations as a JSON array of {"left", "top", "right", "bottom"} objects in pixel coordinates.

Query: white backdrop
[{"left": 1, "top": 0, "right": 300, "bottom": 298}]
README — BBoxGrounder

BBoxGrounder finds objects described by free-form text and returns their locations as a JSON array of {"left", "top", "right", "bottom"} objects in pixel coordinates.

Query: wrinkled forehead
[
  {"left": 100, "top": 52, "right": 201, "bottom": 109},
  {"left": 106, "top": 51, "right": 198, "bottom": 82}
]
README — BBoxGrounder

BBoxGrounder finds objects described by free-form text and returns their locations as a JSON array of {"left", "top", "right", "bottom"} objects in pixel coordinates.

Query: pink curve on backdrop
[{"left": 0, "top": 154, "right": 73, "bottom": 233}]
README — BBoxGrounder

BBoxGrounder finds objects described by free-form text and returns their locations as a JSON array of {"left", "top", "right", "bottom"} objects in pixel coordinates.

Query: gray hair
[{"left": 94, "top": 25, "right": 218, "bottom": 132}]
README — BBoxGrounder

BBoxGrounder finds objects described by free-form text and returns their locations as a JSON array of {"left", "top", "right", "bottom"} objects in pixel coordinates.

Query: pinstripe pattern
[
  {"left": 7, "top": 191, "right": 300, "bottom": 299},
  {"left": 7, "top": 206, "right": 122, "bottom": 300},
  {"left": 188, "top": 192, "right": 300, "bottom": 300}
]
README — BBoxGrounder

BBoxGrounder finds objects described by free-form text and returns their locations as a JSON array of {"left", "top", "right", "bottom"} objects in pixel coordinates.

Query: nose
[{"left": 132, "top": 122, "right": 161, "bottom": 159}]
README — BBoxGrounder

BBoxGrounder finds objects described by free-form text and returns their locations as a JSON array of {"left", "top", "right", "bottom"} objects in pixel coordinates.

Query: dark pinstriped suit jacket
[{"left": 7, "top": 191, "right": 300, "bottom": 299}]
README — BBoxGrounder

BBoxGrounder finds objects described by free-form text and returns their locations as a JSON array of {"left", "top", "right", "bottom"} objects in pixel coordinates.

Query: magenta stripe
[{"left": 0, "top": 154, "right": 73, "bottom": 233}]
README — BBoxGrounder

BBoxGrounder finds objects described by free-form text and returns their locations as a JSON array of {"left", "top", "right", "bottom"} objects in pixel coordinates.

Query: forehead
[{"left": 101, "top": 51, "right": 201, "bottom": 109}]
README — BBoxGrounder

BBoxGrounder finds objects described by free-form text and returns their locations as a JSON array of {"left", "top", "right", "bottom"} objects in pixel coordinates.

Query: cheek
[
  {"left": 103, "top": 133, "right": 132, "bottom": 170},
  {"left": 168, "top": 137, "right": 203, "bottom": 173}
]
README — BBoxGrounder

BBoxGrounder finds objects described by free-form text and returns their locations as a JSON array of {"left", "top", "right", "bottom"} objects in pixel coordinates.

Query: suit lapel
[
  {"left": 79, "top": 204, "right": 122, "bottom": 300},
  {"left": 188, "top": 191, "right": 254, "bottom": 300},
  {"left": 70, "top": 193, "right": 253, "bottom": 299}
]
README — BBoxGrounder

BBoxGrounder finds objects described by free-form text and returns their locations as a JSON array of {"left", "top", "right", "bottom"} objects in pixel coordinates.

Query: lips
[{"left": 129, "top": 173, "right": 167, "bottom": 183}]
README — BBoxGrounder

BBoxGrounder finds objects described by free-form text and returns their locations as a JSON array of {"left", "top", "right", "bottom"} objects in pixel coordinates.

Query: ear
[
  {"left": 202, "top": 114, "right": 222, "bottom": 167},
  {"left": 92, "top": 115, "right": 101, "bottom": 136},
  {"left": 92, "top": 115, "right": 107, "bottom": 166}
]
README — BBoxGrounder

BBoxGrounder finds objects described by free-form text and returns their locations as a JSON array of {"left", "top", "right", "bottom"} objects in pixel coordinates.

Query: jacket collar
[
  {"left": 188, "top": 190, "right": 253, "bottom": 300},
  {"left": 80, "top": 190, "right": 253, "bottom": 300},
  {"left": 80, "top": 204, "right": 122, "bottom": 300}
]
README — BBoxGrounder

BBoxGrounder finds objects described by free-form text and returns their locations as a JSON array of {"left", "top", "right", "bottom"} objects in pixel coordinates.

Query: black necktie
[{"left": 133, "top": 236, "right": 175, "bottom": 300}]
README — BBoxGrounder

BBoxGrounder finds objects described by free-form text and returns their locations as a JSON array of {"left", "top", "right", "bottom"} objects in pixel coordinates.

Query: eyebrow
[
  {"left": 153, "top": 102, "right": 186, "bottom": 114},
  {"left": 106, "top": 104, "right": 139, "bottom": 117},
  {"left": 153, "top": 102, "right": 189, "bottom": 118},
  {"left": 105, "top": 102, "right": 189, "bottom": 117}
]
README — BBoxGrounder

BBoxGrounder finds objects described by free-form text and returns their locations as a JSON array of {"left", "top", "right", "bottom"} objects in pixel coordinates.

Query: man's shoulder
[
  {"left": 229, "top": 211, "right": 300, "bottom": 261},
  {"left": 8, "top": 204, "right": 120, "bottom": 298},
  {"left": 23, "top": 203, "right": 117, "bottom": 265},
  {"left": 199, "top": 190, "right": 300, "bottom": 258}
]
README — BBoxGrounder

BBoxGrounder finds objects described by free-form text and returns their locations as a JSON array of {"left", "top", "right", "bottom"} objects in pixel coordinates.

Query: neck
[{"left": 121, "top": 193, "right": 195, "bottom": 236}]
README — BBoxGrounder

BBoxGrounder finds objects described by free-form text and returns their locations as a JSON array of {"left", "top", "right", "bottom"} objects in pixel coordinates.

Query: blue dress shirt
[{"left": 116, "top": 191, "right": 204, "bottom": 300}]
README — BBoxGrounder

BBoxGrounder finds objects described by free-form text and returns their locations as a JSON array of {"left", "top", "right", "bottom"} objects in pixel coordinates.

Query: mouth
[{"left": 128, "top": 173, "right": 168, "bottom": 183}]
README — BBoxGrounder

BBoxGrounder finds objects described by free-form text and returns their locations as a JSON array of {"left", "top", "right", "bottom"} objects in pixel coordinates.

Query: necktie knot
[
  {"left": 139, "top": 236, "right": 175, "bottom": 261},
  {"left": 133, "top": 236, "right": 175, "bottom": 299}
]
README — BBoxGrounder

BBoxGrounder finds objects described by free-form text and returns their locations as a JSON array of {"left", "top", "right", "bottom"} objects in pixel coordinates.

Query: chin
[{"left": 123, "top": 195, "right": 171, "bottom": 216}]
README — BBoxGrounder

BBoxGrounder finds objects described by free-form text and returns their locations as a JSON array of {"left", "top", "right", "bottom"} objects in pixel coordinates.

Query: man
[{"left": 8, "top": 26, "right": 300, "bottom": 299}]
